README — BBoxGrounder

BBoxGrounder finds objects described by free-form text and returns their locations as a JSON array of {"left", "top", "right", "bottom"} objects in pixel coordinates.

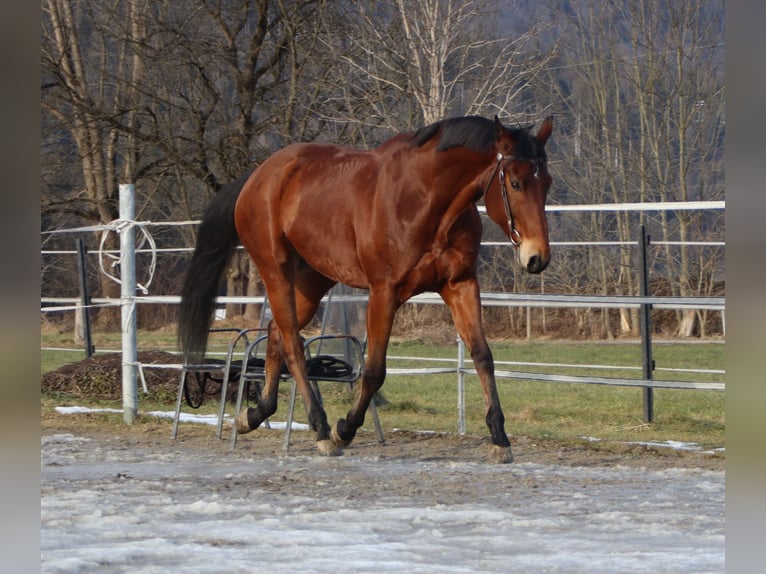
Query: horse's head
[{"left": 484, "top": 116, "right": 553, "bottom": 274}]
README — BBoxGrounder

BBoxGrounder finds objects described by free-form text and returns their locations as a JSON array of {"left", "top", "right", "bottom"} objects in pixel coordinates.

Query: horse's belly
[
  {"left": 287, "top": 226, "right": 369, "bottom": 289},
  {"left": 307, "top": 254, "right": 369, "bottom": 289}
]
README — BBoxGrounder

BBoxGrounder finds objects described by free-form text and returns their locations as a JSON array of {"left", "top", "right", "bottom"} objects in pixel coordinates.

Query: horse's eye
[{"left": 511, "top": 181, "right": 521, "bottom": 191}]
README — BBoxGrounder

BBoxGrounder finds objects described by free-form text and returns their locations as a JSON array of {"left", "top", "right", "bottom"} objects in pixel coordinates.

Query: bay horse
[{"left": 179, "top": 115, "right": 553, "bottom": 463}]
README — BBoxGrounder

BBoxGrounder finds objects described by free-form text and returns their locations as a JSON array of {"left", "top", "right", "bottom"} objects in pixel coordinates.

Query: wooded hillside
[{"left": 41, "top": 0, "right": 725, "bottom": 338}]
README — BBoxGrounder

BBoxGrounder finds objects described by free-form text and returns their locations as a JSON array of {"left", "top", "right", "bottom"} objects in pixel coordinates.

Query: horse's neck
[
  {"left": 438, "top": 150, "right": 494, "bottom": 206},
  {"left": 431, "top": 154, "right": 494, "bottom": 244}
]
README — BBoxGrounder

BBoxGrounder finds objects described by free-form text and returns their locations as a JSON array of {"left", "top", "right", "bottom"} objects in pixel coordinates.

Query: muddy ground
[{"left": 41, "top": 408, "right": 724, "bottom": 480}]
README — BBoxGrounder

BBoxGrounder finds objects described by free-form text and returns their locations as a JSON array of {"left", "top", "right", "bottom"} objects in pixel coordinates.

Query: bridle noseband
[{"left": 483, "top": 153, "right": 541, "bottom": 247}]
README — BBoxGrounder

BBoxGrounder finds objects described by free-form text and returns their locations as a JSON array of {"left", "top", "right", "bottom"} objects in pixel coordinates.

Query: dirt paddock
[{"left": 41, "top": 407, "right": 724, "bottom": 497}]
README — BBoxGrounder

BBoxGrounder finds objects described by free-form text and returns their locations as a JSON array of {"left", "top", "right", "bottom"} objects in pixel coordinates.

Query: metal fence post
[
  {"left": 119, "top": 183, "right": 138, "bottom": 424},
  {"left": 457, "top": 335, "right": 466, "bottom": 435},
  {"left": 638, "top": 225, "right": 654, "bottom": 422}
]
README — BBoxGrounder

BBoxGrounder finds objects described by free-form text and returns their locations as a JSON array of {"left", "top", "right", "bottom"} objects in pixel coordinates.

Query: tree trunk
[
  {"left": 678, "top": 310, "right": 698, "bottom": 338},
  {"left": 225, "top": 254, "right": 246, "bottom": 320}
]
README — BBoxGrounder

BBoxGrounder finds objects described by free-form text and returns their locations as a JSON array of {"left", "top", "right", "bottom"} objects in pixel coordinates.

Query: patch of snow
[
  {"left": 54, "top": 406, "right": 310, "bottom": 430},
  {"left": 579, "top": 436, "right": 724, "bottom": 455}
]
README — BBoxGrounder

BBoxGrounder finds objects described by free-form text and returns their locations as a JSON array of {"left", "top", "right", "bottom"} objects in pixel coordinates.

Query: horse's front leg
[
  {"left": 441, "top": 278, "right": 513, "bottom": 463},
  {"left": 332, "top": 287, "right": 397, "bottom": 448}
]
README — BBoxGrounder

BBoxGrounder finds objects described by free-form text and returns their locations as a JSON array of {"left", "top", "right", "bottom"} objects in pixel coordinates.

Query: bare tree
[
  {"left": 623, "top": 1, "right": 724, "bottom": 337},
  {"left": 537, "top": 2, "right": 635, "bottom": 338},
  {"left": 538, "top": 0, "right": 724, "bottom": 338},
  {"left": 316, "top": 0, "right": 554, "bottom": 133},
  {"left": 42, "top": 0, "right": 335, "bottom": 322},
  {"left": 42, "top": 0, "right": 154, "bottom": 325}
]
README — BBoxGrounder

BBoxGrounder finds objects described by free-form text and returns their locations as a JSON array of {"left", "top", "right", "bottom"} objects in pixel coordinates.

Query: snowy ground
[{"left": 41, "top": 428, "right": 724, "bottom": 574}]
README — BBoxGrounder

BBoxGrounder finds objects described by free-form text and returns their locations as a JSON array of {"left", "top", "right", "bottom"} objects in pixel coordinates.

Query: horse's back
[{"left": 233, "top": 135, "right": 483, "bottom": 291}]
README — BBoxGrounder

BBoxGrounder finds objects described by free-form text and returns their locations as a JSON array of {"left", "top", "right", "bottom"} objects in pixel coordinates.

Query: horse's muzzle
[{"left": 526, "top": 253, "right": 550, "bottom": 274}]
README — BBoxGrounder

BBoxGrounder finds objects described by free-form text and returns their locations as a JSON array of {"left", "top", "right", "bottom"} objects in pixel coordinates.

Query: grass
[
  {"left": 41, "top": 328, "right": 725, "bottom": 452},
  {"left": 381, "top": 339, "right": 724, "bottom": 449}
]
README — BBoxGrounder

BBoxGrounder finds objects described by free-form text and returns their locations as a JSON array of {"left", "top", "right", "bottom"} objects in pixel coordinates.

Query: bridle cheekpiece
[{"left": 484, "top": 153, "right": 531, "bottom": 247}]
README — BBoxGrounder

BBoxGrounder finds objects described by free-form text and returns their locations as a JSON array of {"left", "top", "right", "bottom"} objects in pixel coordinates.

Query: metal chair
[{"left": 171, "top": 327, "right": 263, "bottom": 440}]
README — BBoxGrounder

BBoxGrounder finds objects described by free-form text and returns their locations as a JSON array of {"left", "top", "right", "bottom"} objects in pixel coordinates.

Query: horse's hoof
[
  {"left": 317, "top": 439, "right": 343, "bottom": 457},
  {"left": 330, "top": 424, "right": 352, "bottom": 448},
  {"left": 235, "top": 408, "right": 253, "bottom": 434},
  {"left": 488, "top": 444, "right": 513, "bottom": 464}
]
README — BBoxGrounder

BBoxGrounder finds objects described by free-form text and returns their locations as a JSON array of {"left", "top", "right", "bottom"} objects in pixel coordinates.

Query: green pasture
[{"left": 41, "top": 329, "right": 725, "bottom": 451}]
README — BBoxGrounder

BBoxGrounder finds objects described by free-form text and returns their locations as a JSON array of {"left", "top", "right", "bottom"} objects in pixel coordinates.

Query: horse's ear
[
  {"left": 494, "top": 115, "right": 505, "bottom": 138},
  {"left": 536, "top": 115, "right": 553, "bottom": 146}
]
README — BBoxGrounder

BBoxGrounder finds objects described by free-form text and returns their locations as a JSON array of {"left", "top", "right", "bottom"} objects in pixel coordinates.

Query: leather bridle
[{"left": 483, "top": 152, "right": 541, "bottom": 247}]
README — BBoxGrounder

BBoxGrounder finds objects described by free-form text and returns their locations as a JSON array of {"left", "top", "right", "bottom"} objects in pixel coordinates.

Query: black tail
[{"left": 178, "top": 171, "right": 253, "bottom": 363}]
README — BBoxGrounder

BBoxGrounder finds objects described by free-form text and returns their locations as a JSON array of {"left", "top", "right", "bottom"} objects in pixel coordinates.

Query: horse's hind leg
[
  {"left": 235, "top": 319, "right": 286, "bottom": 434},
  {"left": 237, "top": 264, "right": 339, "bottom": 454}
]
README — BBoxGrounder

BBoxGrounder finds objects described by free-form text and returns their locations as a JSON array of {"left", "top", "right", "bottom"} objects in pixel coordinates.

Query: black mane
[
  {"left": 411, "top": 116, "right": 496, "bottom": 153},
  {"left": 410, "top": 115, "right": 544, "bottom": 161}
]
